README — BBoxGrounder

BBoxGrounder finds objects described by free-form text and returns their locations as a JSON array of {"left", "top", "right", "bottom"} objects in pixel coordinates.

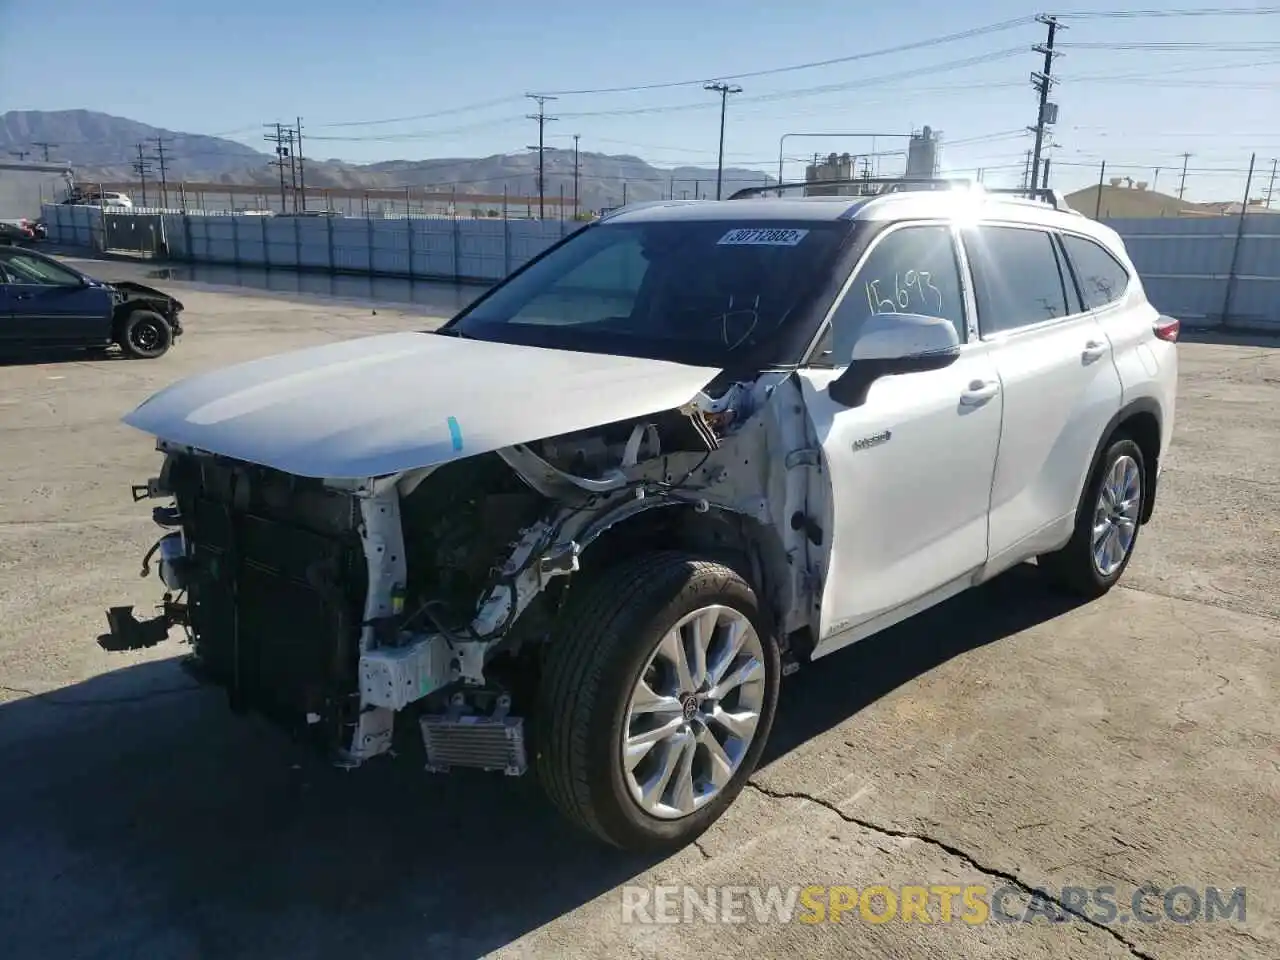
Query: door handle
[
  {"left": 1082, "top": 340, "right": 1108, "bottom": 362},
  {"left": 960, "top": 379, "right": 1000, "bottom": 405},
  {"left": 13, "top": 292, "right": 32, "bottom": 301}
]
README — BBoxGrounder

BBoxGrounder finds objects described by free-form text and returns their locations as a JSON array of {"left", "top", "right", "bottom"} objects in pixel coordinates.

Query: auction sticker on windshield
[{"left": 717, "top": 227, "right": 809, "bottom": 246}]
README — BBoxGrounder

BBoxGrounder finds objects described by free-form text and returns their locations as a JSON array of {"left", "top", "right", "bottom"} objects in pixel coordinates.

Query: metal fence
[
  {"left": 1109, "top": 215, "right": 1280, "bottom": 330},
  {"left": 40, "top": 202, "right": 1280, "bottom": 331},
  {"left": 41, "top": 203, "right": 579, "bottom": 283}
]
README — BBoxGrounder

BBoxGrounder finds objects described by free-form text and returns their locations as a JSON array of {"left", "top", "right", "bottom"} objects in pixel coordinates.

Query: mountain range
[{"left": 2, "top": 110, "right": 774, "bottom": 210}]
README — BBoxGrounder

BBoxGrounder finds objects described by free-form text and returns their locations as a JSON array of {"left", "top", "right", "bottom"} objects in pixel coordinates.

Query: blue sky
[{"left": 2, "top": 0, "right": 1277, "bottom": 201}]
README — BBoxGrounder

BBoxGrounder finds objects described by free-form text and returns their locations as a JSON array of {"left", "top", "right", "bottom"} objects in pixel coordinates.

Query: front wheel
[
  {"left": 119, "top": 310, "right": 173, "bottom": 359},
  {"left": 1039, "top": 436, "right": 1146, "bottom": 597},
  {"left": 535, "top": 551, "right": 780, "bottom": 851}
]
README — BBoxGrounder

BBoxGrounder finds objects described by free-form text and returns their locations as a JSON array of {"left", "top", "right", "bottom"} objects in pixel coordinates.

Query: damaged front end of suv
[
  {"left": 104, "top": 332, "right": 821, "bottom": 776},
  {"left": 103, "top": 209, "right": 858, "bottom": 850}
]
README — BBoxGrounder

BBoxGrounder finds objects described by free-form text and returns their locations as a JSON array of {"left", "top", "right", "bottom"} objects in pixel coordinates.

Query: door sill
[{"left": 809, "top": 567, "right": 981, "bottom": 661}]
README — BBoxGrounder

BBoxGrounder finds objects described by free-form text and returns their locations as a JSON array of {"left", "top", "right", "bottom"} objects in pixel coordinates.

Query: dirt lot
[{"left": 0, "top": 273, "right": 1277, "bottom": 960}]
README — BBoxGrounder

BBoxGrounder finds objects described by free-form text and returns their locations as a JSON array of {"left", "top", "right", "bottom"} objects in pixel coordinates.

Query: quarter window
[
  {"left": 1061, "top": 233, "right": 1130, "bottom": 310},
  {"left": 965, "top": 226, "right": 1071, "bottom": 334},
  {"left": 824, "top": 224, "right": 966, "bottom": 365}
]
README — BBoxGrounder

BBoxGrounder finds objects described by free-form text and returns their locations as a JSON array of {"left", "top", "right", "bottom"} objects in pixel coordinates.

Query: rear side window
[
  {"left": 1061, "top": 233, "right": 1130, "bottom": 310},
  {"left": 965, "top": 226, "right": 1070, "bottom": 335}
]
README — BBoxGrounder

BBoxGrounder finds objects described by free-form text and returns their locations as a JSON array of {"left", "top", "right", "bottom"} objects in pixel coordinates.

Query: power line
[
  {"left": 315, "top": 98, "right": 524, "bottom": 130},
  {"left": 279, "top": 45, "right": 1278, "bottom": 148},
  {"left": 1056, "top": 6, "right": 1280, "bottom": 19},
  {"left": 540, "top": 17, "right": 1038, "bottom": 95},
  {"left": 305, "top": 115, "right": 526, "bottom": 142},
  {"left": 526, "top": 94, "right": 558, "bottom": 219},
  {"left": 1058, "top": 41, "right": 1280, "bottom": 50},
  {"left": 555, "top": 47, "right": 1027, "bottom": 120}
]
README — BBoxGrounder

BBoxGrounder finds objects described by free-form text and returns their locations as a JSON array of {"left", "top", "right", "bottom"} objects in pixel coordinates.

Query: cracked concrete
[
  {"left": 0, "top": 266, "right": 1277, "bottom": 959},
  {"left": 742, "top": 784, "right": 1158, "bottom": 960}
]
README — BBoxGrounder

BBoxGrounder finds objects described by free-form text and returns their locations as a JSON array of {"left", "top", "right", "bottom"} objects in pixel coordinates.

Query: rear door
[
  {"left": 961, "top": 223, "right": 1124, "bottom": 568},
  {"left": 2, "top": 251, "right": 113, "bottom": 345}
]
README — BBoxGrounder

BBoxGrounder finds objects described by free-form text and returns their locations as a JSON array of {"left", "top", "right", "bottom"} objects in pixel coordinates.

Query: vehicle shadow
[
  {"left": 0, "top": 346, "right": 126, "bottom": 366},
  {"left": 1179, "top": 327, "right": 1280, "bottom": 348},
  {"left": 0, "top": 564, "right": 1084, "bottom": 960}
]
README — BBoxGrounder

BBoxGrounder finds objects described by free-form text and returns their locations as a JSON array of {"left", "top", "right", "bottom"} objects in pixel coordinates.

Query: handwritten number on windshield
[{"left": 864, "top": 270, "right": 943, "bottom": 316}]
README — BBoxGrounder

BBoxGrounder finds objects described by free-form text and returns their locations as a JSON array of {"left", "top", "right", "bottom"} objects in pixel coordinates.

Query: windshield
[{"left": 450, "top": 218, "right": 850, "bottom": 367}]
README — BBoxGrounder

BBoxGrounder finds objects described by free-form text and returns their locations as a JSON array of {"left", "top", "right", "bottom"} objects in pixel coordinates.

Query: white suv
[{"left": 106, "top": 181, "right": 1178, "bottom": 852}]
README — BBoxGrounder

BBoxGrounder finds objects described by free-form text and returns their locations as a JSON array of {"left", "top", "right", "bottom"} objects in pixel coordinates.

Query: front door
[
  {"left": 797, "top": 222, "right": 1003, "bottom": 654},
  {"left": 2, "top": 251, "right": 112, "bottom": 345}
]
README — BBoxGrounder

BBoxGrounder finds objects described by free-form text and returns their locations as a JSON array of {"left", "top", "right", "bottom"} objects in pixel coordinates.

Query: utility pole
[
  {"left": 1178, "top": 153, "right": 1192, "bottom": 200},
  {"left": 32, "top": 141, "right": 59, "bottom": 162},
  {"left": 264, "top": 123, "right": 290, "bottom": 213},
  {"left": 572, "top": 133, "right": 580, "bottom": 218},
  {"left": 295, "top": 117, "right": 307, "bottom": 212},
  {"left": 526, "top": 93, "right": 558, "bottom": 219},
  {"left": 132, "top": 143, "right": 152, "bottom": 206},
  {"left": 9, "top": 149, "right": 30, "bottom": 161},
  {"left": 1028, "top": 14, "right": 1062, "bottom": 197},
  {"left": 1022, "top": 150, "right": 1032, "bottom": 190},
  {"left": 153, "top": 135, "right": 172, "bottom": 209},
  {"left": 705, "top": 81, "right": 743, "bottom": 200},
  {"left": 1264, "top": 157, "right": 1278, "bottom": 208}
]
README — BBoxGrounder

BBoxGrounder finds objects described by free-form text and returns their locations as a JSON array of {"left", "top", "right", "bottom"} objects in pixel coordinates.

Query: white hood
[{"left": 123, "top": 331, "right": 721, "bottom": 479}]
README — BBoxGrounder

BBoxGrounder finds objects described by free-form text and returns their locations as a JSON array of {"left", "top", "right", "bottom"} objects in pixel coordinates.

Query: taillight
[{"left": 1153, "top": 316, "right": 1180, "bottom": 342}]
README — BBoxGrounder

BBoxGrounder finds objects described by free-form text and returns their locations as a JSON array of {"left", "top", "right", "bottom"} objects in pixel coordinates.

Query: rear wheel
[
  {"left": 536, "top": 551, "right": 780, "bottom": 851},
  {"left": 119, "top": 310, "right": 172, "bottom": 359},
  {"left": 1039, "top": 436, "right": 1146, "bottom": 597}
]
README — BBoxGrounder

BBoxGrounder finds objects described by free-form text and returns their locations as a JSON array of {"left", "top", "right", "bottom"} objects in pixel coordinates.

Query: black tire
[
  {"left": 535, "top": 551, "right": 781, "bottom": 852},
  {"left": 1038, "top": 436, "right": 1146, "bottom": 598},
  {"left": 119, "top": 310, "right": 172, "bottom": 359}
]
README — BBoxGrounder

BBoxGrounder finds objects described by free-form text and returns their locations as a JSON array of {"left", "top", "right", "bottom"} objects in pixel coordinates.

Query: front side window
[
  {"left": 965, "top": 225, "right": 1070, "bottom": 335},
  {"left": 822, "top": 224, "right": 966, "bottom": 365},
  {"left": 3, "top": 253, "right": 83, "bottom": 286},
  {"left": 1061, "top": 233, "right": 1130, "bottom": 310},
  {"left": 452, "top": 219, "right": 850, "bottom": 367}
]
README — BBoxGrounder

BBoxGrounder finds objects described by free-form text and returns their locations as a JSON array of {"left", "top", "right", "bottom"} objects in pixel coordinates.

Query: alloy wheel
[
  {"left": 1092, "top": 454, "right": 1141, "bottom": 577},
  {"left": 621, "top": 604, "right": 766, "bottom": 820}
]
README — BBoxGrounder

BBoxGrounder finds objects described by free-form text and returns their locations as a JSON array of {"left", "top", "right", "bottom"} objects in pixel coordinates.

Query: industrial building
[{"left": 803, "top": 126, "right": 942, "bottom": 196}]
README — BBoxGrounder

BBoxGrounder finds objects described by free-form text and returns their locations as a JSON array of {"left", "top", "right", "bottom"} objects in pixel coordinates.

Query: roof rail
[
  {"left": 980, "top": 187, "right": 1078, "bottom": 213},
  {"left": 729, "top": 176, "right": 973, "bottom": 200},
  {"left": 596, "top": 199, "right": 684, "bottom": 222}
]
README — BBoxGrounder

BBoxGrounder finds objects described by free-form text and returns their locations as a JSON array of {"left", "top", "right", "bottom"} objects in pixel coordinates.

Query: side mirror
[{"left": 828, "top": 313, "right": 961, "bottom": 408}]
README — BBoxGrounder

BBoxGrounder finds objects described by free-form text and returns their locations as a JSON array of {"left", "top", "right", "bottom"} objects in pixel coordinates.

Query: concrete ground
[{"left": 0, "top": 266, "right": 1276, "bottom": 960}]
